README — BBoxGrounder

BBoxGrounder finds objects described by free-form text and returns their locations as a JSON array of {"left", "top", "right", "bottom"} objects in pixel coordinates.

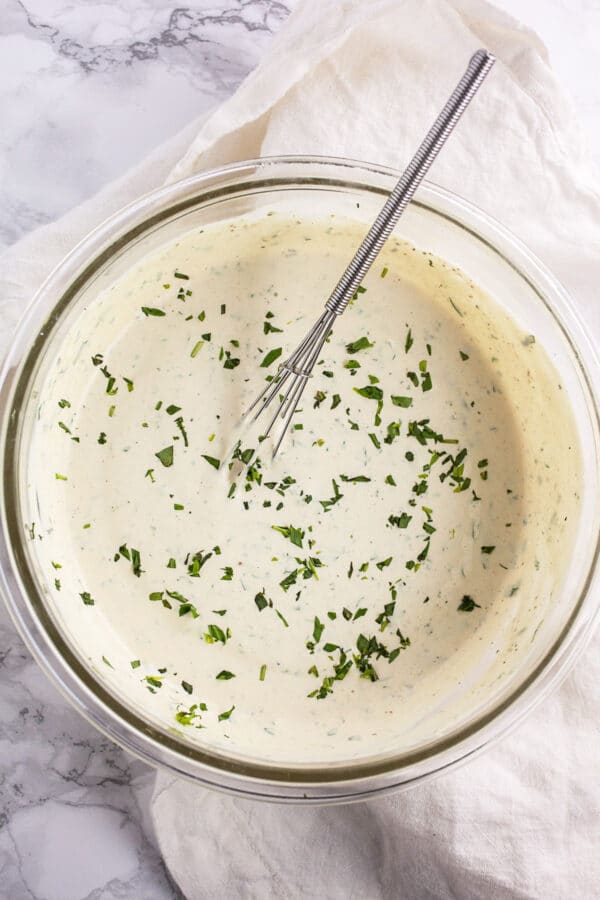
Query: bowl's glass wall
[{"left": 1, "top": 158, "right": 599, "bottom": 801}]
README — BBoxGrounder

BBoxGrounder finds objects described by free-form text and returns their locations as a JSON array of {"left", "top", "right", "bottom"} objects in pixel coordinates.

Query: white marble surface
[{"left": 1, "top": 1, "right": 599, "bottom": 898}]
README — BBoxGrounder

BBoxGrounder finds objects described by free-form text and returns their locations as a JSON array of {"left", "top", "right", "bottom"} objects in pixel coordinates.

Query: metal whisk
[{"left": 246, "top": 49, "right": 495, "bottom": 456}]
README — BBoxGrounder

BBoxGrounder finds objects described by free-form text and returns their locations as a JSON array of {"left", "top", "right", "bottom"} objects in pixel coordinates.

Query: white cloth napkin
[{"left": 2, "top": 1, "right": 599, "bottom": 897}]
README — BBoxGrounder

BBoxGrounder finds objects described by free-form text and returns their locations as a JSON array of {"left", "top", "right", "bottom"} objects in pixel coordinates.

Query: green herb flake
[
  {"left": 261, "top": 347, "right": 283, "bottom": 368},
  {"left": 141, "top": 307, "right": 166, "bottom": 317},
  {"left": 80, "top": 591, "right": 95, "bottom": 606},
  {"left": 354, "top": 385, "right": 383, "bottom": 401},
  {"left": 313, "top": 616, "right": 325, "bottom": 644},
  {"left": 458, "top": 595, "right": 481, "bottom": 612},
  {"left": 201, "top": 454, "right": 221, "bottom": 470},
  {"left": 272, "top": 523, "right": 305, "bottom": 548},
  {"left": 155, "top": 446, "right": 174, "bottom": 467},
  {"left": 218, "top": 705, "right": 235, "bottom": 722},
  {"left": 389, "top": 513, "right": 412, "bottom": 528},
  {"left": 216, "top": 670, "right": 236, "bottom": 680},
  {"left": 391, "top": 395, "right": 412, "bottom": 408},
  {"left": 203, "top": 623, "right": 229, "bottom": 645},
  {"left": 346, "top": 336, "right": 374, "bottom": 354},
  {"left": 255, "top": 590, "right": 270, "bottom": 612}
]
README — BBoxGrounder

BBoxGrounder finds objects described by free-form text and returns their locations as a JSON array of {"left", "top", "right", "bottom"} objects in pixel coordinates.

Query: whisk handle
[{"left": 324, "top": 48, "right": 495, "bottom": 317}]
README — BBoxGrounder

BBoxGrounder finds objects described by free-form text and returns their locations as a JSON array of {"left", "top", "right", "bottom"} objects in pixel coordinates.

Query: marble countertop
[{"left": 1, "top": 2, "right": 599, "bottom": 897}]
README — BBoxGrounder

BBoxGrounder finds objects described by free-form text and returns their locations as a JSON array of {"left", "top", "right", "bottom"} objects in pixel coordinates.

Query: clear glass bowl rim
[{"left": 1, "top": 154, "right": 599, "bottom": 804}]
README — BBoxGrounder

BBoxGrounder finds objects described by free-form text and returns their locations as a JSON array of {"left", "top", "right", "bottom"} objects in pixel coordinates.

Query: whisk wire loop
[{"left": 244, "top": 49, "right": 495, "bottom": 457}]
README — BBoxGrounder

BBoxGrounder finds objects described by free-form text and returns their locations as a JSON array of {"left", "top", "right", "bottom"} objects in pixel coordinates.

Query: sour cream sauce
[{"left": 25, "top": 213, "right": 580, "bottom": 765}]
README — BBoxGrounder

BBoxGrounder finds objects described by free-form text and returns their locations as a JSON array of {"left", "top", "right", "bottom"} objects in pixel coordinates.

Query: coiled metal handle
[{"left": 325, "top": 49, "right": 495, "bottom": 316}]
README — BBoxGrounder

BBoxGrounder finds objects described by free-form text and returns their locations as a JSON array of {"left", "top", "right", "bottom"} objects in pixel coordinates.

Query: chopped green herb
[
  {"left": 388, "top": 513, "right": 412, "bottom": 528},
  {"left": 204, "top": 623, "right": 229, "bottom": 645},
  {"left": 261, "top": 347, "right": 283, "bottom": 368},
  {"left": 272, "top": 524, "right": 305, "bottom": 548},
  {"left": 458, "top": 595, "right": 480, "bottom": 612},
  {"left": 391, "top": 395, "right": 412, "bottom": 408},
  {"left": 354, "top": 385, "right": 383, "bottom": 401},
  {"left": 319, "top": 479, "right": 343, "bottom": 512},
  {"left": 255, "top": 590, "right": 270, "bottom": 611},
  {"left": 346, "top": 336, "right": 374, "bottom": 354},
  {"left": 155, "top": 446, "right": 174, "bottom": 467}
]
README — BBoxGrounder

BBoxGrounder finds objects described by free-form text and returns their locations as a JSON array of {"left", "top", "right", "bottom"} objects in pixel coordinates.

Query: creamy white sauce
[{"left": 24, "top": 213, "right": 581, "bottom": 766}]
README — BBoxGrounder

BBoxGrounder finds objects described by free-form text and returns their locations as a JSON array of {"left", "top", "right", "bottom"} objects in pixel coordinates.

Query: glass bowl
[{"left": 1, "top": 156, "right": 599, "bottom": 803}]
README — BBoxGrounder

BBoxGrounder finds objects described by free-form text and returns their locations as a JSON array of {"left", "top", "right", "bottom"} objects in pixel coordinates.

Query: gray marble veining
[{"left": 0, "top": 0, "right": 290, "bottom": 253}]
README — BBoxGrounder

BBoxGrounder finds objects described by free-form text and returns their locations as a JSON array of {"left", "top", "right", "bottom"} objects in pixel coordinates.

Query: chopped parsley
[
  {"left": 458, "top": 595, "right": 481, "bottom": 612},
  {"left": 346, "top": 336, "right": 374, "bottom": 354},
  {"left": 261, "top": 347, "right": 283, "bottom": 368},
  {"left": 155, "top": 446, "right": 174, "bottom": 467}
]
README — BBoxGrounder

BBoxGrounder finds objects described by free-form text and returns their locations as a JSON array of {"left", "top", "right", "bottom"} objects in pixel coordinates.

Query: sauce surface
[{"left": 25, "top": 213, "right": 581, "bottom": 766}]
